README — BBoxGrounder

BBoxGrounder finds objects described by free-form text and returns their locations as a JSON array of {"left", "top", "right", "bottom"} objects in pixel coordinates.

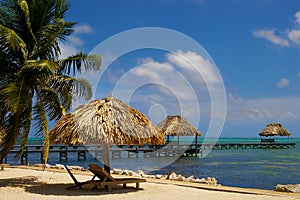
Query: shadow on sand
[{"left": 0, "top": 176, "right": 142, "bottom": 196}]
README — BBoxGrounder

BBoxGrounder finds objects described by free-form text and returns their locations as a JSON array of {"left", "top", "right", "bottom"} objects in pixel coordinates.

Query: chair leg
[
  {"left": 92, "top": 185, "right": 98, "bottom": 190},
  {"left": 136, "top": 183, "right": 140, "bottom": 190},
  {"left": 104, "top": 185, "right": 112, "bottom": 192},
  {"left": 123, "top": 183, "right": 126, "bottom": 189}
]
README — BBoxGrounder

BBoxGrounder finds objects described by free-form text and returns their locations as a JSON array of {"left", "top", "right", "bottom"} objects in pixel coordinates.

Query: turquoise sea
[{"left": 5, "top": 137, "right": 300, "bottom": 190}]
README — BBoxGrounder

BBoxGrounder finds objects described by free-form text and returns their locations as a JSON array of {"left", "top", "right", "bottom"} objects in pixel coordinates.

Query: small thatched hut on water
[
  {"left": 157, "top": 115, "right": 202, "bottom": 145},
  {"left": 259, "top": 123, "right": 291, "bottom": 142}
]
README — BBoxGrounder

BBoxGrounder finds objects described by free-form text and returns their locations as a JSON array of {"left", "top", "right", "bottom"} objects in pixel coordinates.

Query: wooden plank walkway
[{"left": 2, "top": 142, "right": 296, "bottom": 165}]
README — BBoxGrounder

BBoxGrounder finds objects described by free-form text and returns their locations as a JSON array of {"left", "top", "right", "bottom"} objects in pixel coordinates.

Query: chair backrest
[{"left": 88, "top": 164, "right": 116, "bottom": 182}]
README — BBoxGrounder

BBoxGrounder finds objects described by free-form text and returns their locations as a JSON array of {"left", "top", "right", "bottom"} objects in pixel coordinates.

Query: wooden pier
[{"left": 2, "top": 142, "right": 296, "bottom": 165}]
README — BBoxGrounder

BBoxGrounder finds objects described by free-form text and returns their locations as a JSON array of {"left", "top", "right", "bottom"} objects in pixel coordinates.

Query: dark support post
[
  {"left": 78, "top": 150, "right": 86, "bottom": 161},
  {"left": 40, "top": 152, "right": 43, "bottom": 163},
  {"left": 59, "top": 147, "right": 68, "bottom": 162},
  {"left": 103, "top": 143, "right": 110, "bottom": 173},
  {"left": 95, "top": 146, "right": 103, "bottom": 160}
]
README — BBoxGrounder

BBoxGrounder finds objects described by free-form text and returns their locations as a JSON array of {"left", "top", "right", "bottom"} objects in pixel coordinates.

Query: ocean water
[{"left": 4, "top": 137, "right": 300, "bottom": 190}]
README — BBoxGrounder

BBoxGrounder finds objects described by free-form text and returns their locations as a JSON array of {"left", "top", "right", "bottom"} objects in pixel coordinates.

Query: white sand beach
[{"left": 0, "top": 166, "right": 299, "bottom": 200}]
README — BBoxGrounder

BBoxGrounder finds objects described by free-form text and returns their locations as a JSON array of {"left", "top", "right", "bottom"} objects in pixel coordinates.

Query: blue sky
[{"left": 60, "top": 0, "right": 300, "bottom": 138}]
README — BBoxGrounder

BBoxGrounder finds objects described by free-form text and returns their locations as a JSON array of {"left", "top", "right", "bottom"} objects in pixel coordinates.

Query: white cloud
[
  {"left": 288, "top": 29, "right": 300, "bottom": 44},
  {"left": 110, "top": 51, "right": 215, "bottom": 127},
  {"left": 252, "top": 29, "right": 290, "bottom": 47},
  {"left": 68, "top": 36, "right": 84, "bottom": 46},
  {"left": 134, "top": 55, "right": 192, "bottom": 87},
  {"left": 295, "top": 11, "right": 300, "bottom": 25},
  {"left": 247, "top": 97, "right": 298, "bottom": 119},
  {"left": 253, "top": 11, "right": 300, "bottom": 47},
  {"left": 59, "top": 42, "right": 78, "bottom": 59},
  {"left": 228, "top": 93, "right": 244, "bottom": 105},
  {"left": 277, "top": 78, "right": 290, "bottom": 88},
  {"left": 167, "top": 50, "right": 221, "bottom": 84},
  {"left": 133, "top": 58, "right": 174, "bottom": 84},
  {"left": 59, "top": 23, "right": 94, "bottom": 59},
  {"left": 127, "top": 59, "right": 199, "bottom": 103},
  {"left": 98, "top": 50, "right": 226, "bottom": 132},
  {"left": 227, "top": 96, "right": 299, "bottom": 123},
  {"left": 73, "top": 24, "right": 94, "bottom": 34}
]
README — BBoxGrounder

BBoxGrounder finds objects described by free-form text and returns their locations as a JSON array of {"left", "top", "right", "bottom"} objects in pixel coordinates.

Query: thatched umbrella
[
  {"left": 259, "top": 123, "right": 291, "bottom": 140},
  {"left": 49, "top": 97, "right": 165, "bottom": 173},
  {"left": 157, "top": 115, "right": 202, "bottom": 145}
]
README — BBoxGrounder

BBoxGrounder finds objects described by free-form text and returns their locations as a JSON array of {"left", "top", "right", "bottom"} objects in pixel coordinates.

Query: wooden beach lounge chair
[{"left": 65, "top": 164, "right": 146, "bottom": 191}]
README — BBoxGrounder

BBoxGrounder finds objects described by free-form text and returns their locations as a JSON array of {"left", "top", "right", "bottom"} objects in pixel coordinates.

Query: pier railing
[{"left": 2, "top": 141, "right": 296, "bottom": 165}]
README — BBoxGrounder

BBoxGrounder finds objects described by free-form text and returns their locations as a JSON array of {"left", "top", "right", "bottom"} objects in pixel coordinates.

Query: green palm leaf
[
  {"left": 0, "top": 78, "right": 32, "bottom": 161},
  {"left": 18, "top": 60, "right": 59, "bottom": 83},
  {"left": 59, "top": 52, "right": 101, "bottom": 75},
  {"left": 32, "top": 19, "right": 75, "bottom": 59},
  {"left": 0, "top": 25, "right": 26, "bottom": 56},
  {"left": 33, "top": 100, "right": 49, "bottom": 164},
  {"left": 38, "top": 85, "right": 66, "bottom": 121},
  {"left": 0, "top": 0, "right": 101, "bottom": 165},
  {"left": 1, "top": 78, "right": 31, "bottom": 113}
]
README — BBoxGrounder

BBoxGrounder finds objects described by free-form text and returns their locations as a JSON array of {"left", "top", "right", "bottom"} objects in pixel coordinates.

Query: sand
[{"left": 0, "top": 166, "right": 299, "bottom": 200}]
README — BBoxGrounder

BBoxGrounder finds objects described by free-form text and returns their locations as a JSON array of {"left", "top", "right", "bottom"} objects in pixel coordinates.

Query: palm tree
[{"left": 0, "top": 0, "right": 101, "bottom": 164}]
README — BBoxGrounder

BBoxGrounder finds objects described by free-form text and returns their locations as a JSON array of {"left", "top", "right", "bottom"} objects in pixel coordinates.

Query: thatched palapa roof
[
  {"left": 259, "top": 123, "right": 291, "bottom": 137},
  {"left": 157, "top": 115, "right": 202, "bottom": 136},
  {"left": 49, "top": 97, "right": 165, "bottom": 146}
]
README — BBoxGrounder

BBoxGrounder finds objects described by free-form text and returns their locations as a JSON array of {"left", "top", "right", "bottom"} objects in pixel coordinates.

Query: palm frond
[
  {"left": 18, "top": 60, "right": 59, "bottom": 82},
  {"left": 0, "top": 115, "right": 19, "bottom": 163},
  {"left": 0, "top": 0, "right": 20, "bottom": 28},
  {"left": 50, "top": 75, "right": 93, "bottom": 110},
  {"left": 71, "top": 77, "right": 92, "bottom": 100},
  {"left": 54, "top": 0, "right": 70, "bottom": 19},
  {"left": 32, "top": 100, "right": 49, "bottom": 164},
  {"left": 38, "top": 85, "right": 66, "bottom": 120},
  {"left": 0, "top": 76, "right": 32, "bottom": 162},
  {"left": 0, "top": 0, "right": 101, "bottom": 165},
  {"left": 32, "top": 100, "right": 48, "bottom": 137},
  {"left": 49, "top": 75, "right": 73, "bottom": 111},
  {"left": 0, "top": 25, "right": 26, "bottom": 57},
  {"left": 32, "top": 19, "right": 75, "bottom": 59},
  {"left": 18, "top": 0, "right": 35, "bottom": 40},
  {"left": 0, "top": 1, "right": 13, "bottom": 24},
  {"left": 1, "top": 78, "right": 32, "bottom": 113},
  {"left": 0, "top": 108, "right": 28, "bottom": 163},
  {"left": 59, "top": 52, "right": 101, "bottom": 75},
  {"left": 18, "top": 104, "right": 32, "bottom": 160}
]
